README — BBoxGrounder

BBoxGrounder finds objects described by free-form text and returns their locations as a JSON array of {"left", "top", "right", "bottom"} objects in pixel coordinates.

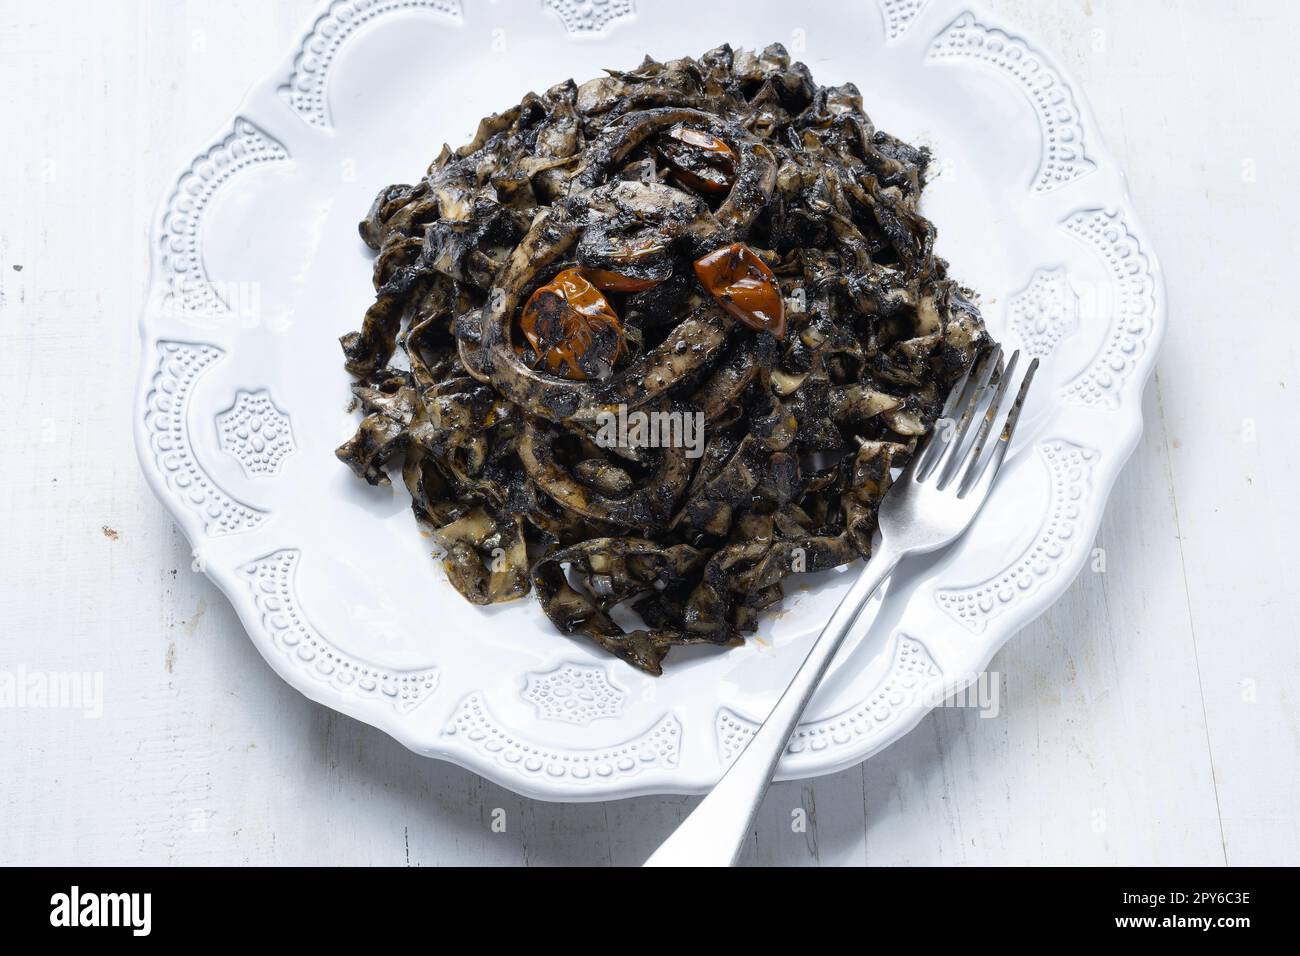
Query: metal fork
[{"left": 644, "top": 344, "right": 1037, "bottom": 867}]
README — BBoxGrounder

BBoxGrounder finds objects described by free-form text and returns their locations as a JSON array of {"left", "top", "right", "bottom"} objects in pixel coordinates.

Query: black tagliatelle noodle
[{"left": 336, "top": 44, "right": 989, "bottom": 674}]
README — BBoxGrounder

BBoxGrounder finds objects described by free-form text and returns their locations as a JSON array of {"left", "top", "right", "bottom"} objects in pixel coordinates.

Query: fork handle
[{"left": 643, "top": 541, "right": 903, "bottom": 867}]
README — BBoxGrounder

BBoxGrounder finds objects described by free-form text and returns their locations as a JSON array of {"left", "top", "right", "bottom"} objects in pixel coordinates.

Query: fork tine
[
  {"left": 906, "top": 427, "right": 942, "bottom": 481},
  {"left": 957, "top": 349, "right": 1020, "bottom": 495},
  {"left": 917, "top": 345, "right": 998, "bottom": 481},
  {"left": 912, "top": 346, "right": 984, "bottom": 477},
  {"left": 939, "top": 348, "right": 982, "bottom": 420},
  {"left": 930, "top": 344, "right": 1001, "bottom": 486},
  {"left": 962, "top": 356, "right": 1039, "bottom": 498}
]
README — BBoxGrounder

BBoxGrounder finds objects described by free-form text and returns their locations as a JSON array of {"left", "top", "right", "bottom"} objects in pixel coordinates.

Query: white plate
[{"left": 136, "top": 0, "right": 1165, "bottom": 800}]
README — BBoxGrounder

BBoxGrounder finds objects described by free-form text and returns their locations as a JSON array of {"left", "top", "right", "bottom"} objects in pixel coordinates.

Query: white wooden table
[{"left": 1, "top": 0, "right": 1297, "bottom": 866}]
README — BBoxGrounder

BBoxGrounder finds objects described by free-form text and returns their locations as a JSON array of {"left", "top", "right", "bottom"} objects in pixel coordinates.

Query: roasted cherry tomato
[
  {"left": 580, "top": 268, "right": 662, "bottom": 293},
  {"left": 578, "top": 232, "right": 671, "bottom": 292},
  {"left": 657, "top": 124, "right": 737, "bottom": 195},
  {"left": 519, "top": 269, "right": 628, "bottom": 380},
  {"left": 693, "top": 242, "right": 786, "bottom": 339}
]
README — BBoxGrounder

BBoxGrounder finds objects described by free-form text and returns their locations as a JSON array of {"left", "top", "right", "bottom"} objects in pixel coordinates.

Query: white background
[{"left": 1, "top": 0, "right": 1297, "bottom": 865}]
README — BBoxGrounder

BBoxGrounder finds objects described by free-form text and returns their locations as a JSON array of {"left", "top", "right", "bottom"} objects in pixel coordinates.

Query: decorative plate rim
[{"left": 135, "top": 0, "right": 1166, "bottom": 801}]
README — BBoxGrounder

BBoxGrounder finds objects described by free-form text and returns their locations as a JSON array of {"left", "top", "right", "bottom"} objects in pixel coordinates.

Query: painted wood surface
[{"left": 0, "top": 0, "right": 1296, "bottom": 865}]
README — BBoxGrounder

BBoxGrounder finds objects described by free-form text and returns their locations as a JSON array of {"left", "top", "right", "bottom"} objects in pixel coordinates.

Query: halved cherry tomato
[
  {"left": 657, "top": 125, "right": 737, "bottom": 195},
  {"left": 579, "top": 233, "right": 670, "bottom": 292},
  {"left": 693, "top": 242, "right": 785, "bottom": 339},
  {"left": 519, "top": 269, "right": 628, "bottom": 380},
  {"left": 580, "top": 268, "right": 662, "bottom": 293}
]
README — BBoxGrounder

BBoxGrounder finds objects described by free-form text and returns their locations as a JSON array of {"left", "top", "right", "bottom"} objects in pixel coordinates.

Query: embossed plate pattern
[{"left": 136, "top": 0, "right": 1165, "bottom": 800}]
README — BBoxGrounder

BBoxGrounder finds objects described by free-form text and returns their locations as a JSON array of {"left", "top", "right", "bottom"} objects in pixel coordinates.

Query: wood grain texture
[{"left": 0, "top": 0, "right": 1296, "bottom": 866}]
